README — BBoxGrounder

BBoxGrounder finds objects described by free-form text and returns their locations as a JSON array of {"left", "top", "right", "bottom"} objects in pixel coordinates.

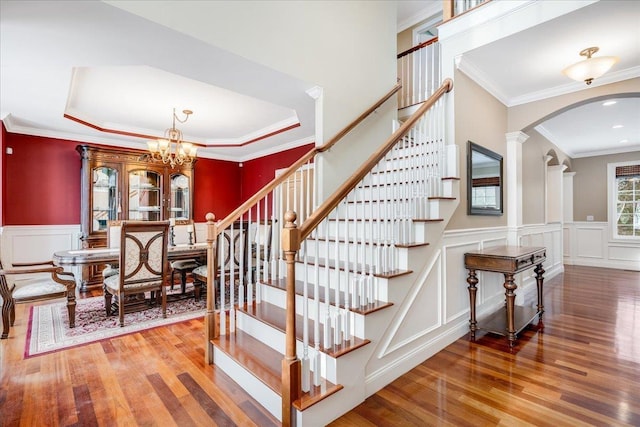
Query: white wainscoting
[
  {"left": 443, "top": 223, "right": 563, "bottom": 319},
  {"left": 0, "top": 224, "right": 82, "bottom": 290},
  {"left": 563, "top": 221, "right": 640, "bottom": 271},
  {"left": 0, "top": 223, "right": 208, "bottom": 291}
]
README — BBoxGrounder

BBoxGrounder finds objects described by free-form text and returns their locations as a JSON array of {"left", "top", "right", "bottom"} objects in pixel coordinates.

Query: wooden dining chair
[
  {"left": 103, "top": 221, "right": 169, "bottom": 327},
  {"left": 102, "top": 220, "right": 122, "bottom": 280},
  {"left": 0, "top": 260, "right": 76, "bottom": 339},
  {"left": 170, "top": 221, "right": 200, "bottom": 293}
]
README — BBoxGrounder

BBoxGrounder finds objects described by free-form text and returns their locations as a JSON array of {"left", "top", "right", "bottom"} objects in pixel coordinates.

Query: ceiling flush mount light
[
  {"left": 562, "top": 47, "right": 619, "bottom": 85},
  {"left": 147, "top": 108, "right": 197, "bottom": 168}
]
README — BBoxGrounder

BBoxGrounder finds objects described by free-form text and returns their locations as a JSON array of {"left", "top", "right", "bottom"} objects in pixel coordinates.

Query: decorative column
[{"left": 506, "top": 131, "right": 529, "bottom": 246}]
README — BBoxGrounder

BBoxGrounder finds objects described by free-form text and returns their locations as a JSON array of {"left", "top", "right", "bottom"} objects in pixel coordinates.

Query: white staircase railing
[
  {"left": 293, "top": 81, "right": 452, "bottom": 388},
  {"left": 203, "top": 79, "right": 453, "bottom": 426},
  {"left": 397, "top": 38, "right": 440, "bottom": 110}
]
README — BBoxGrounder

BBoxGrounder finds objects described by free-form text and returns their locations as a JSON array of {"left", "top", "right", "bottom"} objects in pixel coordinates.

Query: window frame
[{"left": 608, "top": 160, "right": 640, "bottom": 241}]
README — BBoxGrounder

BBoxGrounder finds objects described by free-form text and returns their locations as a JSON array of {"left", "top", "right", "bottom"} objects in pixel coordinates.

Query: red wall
[
  {"left": 193, "top": 158, "right": 241, "bottom": 222},
  {"left": 3, "top": 132, "right": 81, "bottom": 225},
  {"left": 241, "top": 144, "right": 315, "bottom": 201},
  {"left": 1, "top": 126, "right": 314, "bottom": 226}
]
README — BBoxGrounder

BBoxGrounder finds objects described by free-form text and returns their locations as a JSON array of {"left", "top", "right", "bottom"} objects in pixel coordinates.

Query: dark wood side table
[{"left": 464, "top": 245, "right": 546, "bottom": 347}]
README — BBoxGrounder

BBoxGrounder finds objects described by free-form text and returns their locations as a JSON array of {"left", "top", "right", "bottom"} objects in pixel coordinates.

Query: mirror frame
[{"left": 467, "top": 141, "right": 503, "bottom": 216}]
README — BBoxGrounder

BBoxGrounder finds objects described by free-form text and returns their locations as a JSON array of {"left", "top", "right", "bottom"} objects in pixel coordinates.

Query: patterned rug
[{"left": 25, "top": 289, "right": 206, "bottom": 358}]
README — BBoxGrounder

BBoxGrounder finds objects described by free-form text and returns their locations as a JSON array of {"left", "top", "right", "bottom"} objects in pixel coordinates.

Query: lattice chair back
[
  {"left": 103, "top": 221, "right": 169, "bottom": 327},
  {"left": 119, "top": 222, "right": 168, "bottom": 291}
]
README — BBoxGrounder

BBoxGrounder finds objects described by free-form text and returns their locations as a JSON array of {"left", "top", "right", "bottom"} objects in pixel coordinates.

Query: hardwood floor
[
  {"left": 1, "top": 265, "right": 639, "bottom": 426},
  {"left": 330, "top": 265, "right": 640, "bottom": 426}
]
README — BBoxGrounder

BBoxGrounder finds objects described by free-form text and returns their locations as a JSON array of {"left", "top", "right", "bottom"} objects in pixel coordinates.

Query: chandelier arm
[{"left": 147, "top": 108, "right": 195, "bottom": 168}]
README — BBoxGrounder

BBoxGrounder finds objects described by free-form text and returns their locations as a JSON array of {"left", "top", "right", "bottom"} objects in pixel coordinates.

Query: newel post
[
  {"left": 205, "top": 212, "right": 219, "bottom": 364},
  {"left": 443, "top": 0, "right": 454, "bottom": 21},
  {"left": 281, "top": 211, "right": 301, "bottom": 427}
]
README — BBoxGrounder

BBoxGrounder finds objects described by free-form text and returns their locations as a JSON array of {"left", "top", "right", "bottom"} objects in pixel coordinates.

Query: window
[{"left": 609, "top": 161, "right": 640, "bottom": 239}]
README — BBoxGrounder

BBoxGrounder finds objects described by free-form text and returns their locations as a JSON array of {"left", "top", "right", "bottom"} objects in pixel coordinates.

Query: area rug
[{"left": 25, "top": 292, "right": 206, "bottom": 358}]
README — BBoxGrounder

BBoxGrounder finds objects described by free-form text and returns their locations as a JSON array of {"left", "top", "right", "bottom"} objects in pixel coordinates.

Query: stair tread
[
  {"left": 305, "top": 236, "right": 427, "bottom": 249},
  {"left": 262, "top": 277, "right": 394, "bottom": 315},
  {"left": 239, "top": 301, "right": 371, "bottom": 358},
  {"left": 212, "top": 329, "right": 343, "bottom": 411},
  {"left": 213, "top": 329, "right": 282, "bottom": 393},
  {"left": 295, "top": 256, "right": 412, "bottom": 278}
]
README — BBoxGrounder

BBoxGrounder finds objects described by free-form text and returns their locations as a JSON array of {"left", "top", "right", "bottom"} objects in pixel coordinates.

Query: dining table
[{"left": 53, "top": 243, "right": 209, "bottom": 292}]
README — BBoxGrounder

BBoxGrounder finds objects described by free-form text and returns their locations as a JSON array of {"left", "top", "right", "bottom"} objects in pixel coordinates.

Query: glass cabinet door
[
  {"left": 129, "top": 170, "right": 161, "bottom": 221},
  {"left": 170, "top": 173, "right": 190, "bottom": 220},
  {"left": 92, "top": 167, "right": 118, "bottom": 232}
]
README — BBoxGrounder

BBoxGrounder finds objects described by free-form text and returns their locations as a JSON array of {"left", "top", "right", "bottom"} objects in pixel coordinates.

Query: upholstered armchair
[
  {"left": 103, "top": 221, "right": 169, "bottom": 327},
  {"left": 0, "top": 260, "right": 76, "bottom": 339}
]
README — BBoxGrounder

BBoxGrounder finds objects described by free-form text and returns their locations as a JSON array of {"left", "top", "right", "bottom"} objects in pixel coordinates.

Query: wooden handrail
[
  {"left": 214, "top": 82, "right": 402, "bottom": 233},
  {"left": 299, "top": 78, "right": 453, "bottom": 240},
  {"left": 397, "top": 37, "right": 439, "bottom": 59},
  {"left": 318, "top": 83, "right": 402, "bottom": 153}
]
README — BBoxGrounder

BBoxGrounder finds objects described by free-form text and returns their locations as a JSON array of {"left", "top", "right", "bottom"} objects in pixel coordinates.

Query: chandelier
[
  {"left": 562, "top": 47, "right": 619, "bottom": 85},
  {"left": 147, "top": 108, "right": 197, "bottom": 168}
]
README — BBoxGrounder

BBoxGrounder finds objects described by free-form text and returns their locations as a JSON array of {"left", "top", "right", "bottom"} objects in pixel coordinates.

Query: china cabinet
[{"left": 77, "top": 145, "right": 195, "bottom": 290}]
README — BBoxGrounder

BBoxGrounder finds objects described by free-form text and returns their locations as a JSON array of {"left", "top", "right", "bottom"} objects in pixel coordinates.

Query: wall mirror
[{"left": 467, "top": 141, "right": 503, "bottom": 215}]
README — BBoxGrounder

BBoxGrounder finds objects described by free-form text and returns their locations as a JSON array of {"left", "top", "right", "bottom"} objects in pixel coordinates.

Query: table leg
[
  {"left": 535, "top": 263, "right": 545, "bottom": 317},
  {"left": 503, "top": 273, "right": 517, "bottom": 347},
  {"left": 466, "top": 269, "right": 478, "bottom": 340}
]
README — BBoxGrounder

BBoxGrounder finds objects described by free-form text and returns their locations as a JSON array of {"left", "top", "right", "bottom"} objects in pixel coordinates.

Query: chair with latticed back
[
  {"left": 103, "top": 221, "right": 169, "bottom": 327},
  {"left": 0, "top": 260, "right": 76, "bottom": 339},
  {"left": 169, "top": 221, "right": 200, "bottom": 293}
]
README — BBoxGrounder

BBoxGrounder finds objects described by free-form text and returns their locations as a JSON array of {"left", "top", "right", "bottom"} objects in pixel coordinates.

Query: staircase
[{"left": 201, "top": 80, "right": 456, "bottom": 425}]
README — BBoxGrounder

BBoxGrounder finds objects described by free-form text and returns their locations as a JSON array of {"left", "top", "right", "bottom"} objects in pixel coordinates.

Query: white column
[
  {"left": 547, "top": 164, "right": 568, "bottom": 224},
  {"left": 506, "top": 131, "right": 528, "bottom": 246},
  {"left": 562, "top": 171, "right": 576, "bottom": 223}
]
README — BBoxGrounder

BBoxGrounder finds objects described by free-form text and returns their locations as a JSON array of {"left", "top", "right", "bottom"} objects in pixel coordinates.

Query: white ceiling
[
  {"left": 1, "top": 0, "right": 639, "bottom": 161},
  {"left": 401, "top": 0, "right": 640, "bottom": 158},
  {"left": 0, "top": 0, "right": 316, "bottom": 162}
]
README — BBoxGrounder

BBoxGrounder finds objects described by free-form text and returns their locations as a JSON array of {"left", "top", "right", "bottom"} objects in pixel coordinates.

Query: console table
[{"left": 464, "top": 245, "right": 546, "bottom": 347}]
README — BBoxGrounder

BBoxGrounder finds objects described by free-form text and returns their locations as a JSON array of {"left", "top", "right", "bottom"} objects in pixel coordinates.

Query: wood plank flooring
[
  {"left": 330, "top": 265, "right": 640, "bottom": 426},
  {"left": 1, "top": 265, "right": 639, "bottom": 426}
]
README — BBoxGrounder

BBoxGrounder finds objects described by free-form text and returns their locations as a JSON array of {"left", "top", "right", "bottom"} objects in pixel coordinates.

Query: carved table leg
[
  {"left": 467, "top": 269, "right": 478, "bottom": 340},
  {"left": 503, "top": 273, "right": 517, "bottom": 347},
  {"left": 535, "top": 263, "right": 545, "bottom": 318}
]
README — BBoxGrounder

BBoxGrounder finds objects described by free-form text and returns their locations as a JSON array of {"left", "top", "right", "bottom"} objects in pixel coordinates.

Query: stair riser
[
  {"left": 301, "top": 241, "right": 400, "bottom": 274},
  {"left": 259, "top": 283, "right": 368, "bottom": 339},
  {"left": 213, "top": 347, "right": 282, "bottom": 421},
  {"left": 235, "top": 310, "right": 339, "bottom": 383},
  {"left": 368, "top": 171, "right": 445, "bottom": 190},
  {"left": 292, "top": 263, "right": 391, "bottom": 303},
  {"left": 317, "top": 219, "right": 418, "bottom": 244},
  {"left": 335, "top": 199, "right": 433, "bottom": 220}
]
